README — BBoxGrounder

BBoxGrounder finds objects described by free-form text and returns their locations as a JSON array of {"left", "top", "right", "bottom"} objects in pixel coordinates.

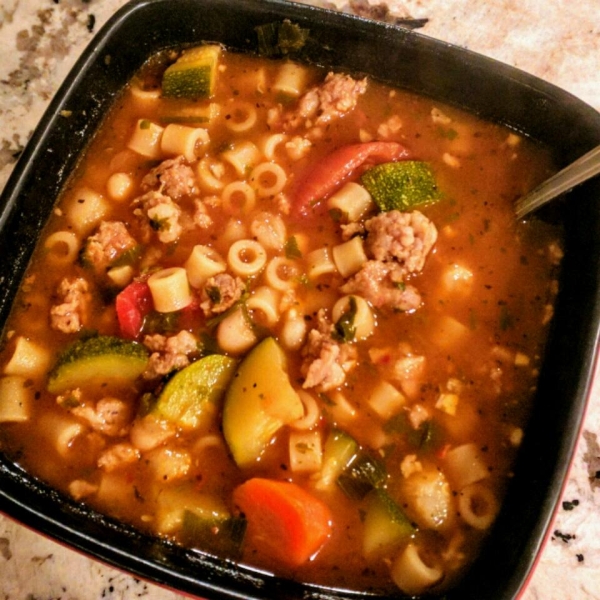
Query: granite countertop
[{"left": 1, "top": 0, "right": 599, "bottom": 598}]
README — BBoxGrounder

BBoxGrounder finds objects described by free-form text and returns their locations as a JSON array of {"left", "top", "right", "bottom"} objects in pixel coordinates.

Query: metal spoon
[{"left": 515, "top": 144, "right": 600, "bottom": 219}]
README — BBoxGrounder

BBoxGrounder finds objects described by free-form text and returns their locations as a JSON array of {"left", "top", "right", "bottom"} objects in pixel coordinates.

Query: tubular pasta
[
  {"left": 273, "top": 61, "right": 308, "bottom": 98},
  {"left": 185, "top": 245, "right": 227, "bottom": 289},
  {"left": 160, "top": 124, "right": 209, "bottom": 163},
  {"left": 444, "top": 442, "right": 490, "bottom": 490},
  {"left": 457, "top": 482, "right": 499, "bottom": 530},
  {"left": 66, "top": 188, "right": 110, "bottom": 235},
  {"left": 227, "top": 239, "right": 267, "bottom": 278},
  {"left": 106, "top": 172, "right": 135, "bottom": 202},
  {"left": 147, "top": 267, "right": 192, "bottom": 312},
  {"left": 196, "top": 157, "right": 227, "bottom": 191},
  {"left": 367, "top": 380, "right": 405, "bottom": 419},
  {"left": 216, "top": 307, "right": 257, "bottom": 355},
  {"left": 332, "top": 295, "right": 375, "bottom": 340},
  {"left": 260, "top": 133, "right": 287, "bottom": 160},
  {"left": 127, "top": 119, "right": 164, "bottom": 158},
  {"left": 246, "top": 286, "right": 280, "bottom": 327},
  {"left": 280, "top": 308, "right": 307, "bottom": 351},
  {"left": 265, "top": 256, "right": 301, "bottom": 291},
  {"left": 221, "top": 141, "right": 262, "bottom": 177},
  {"left": 307, "top": 247, "right": 337, "bottom": 279},
  {"left": 222, "top": 181, "right": 256, "bottom": 216},
  {"left": 290, "top": 390, "right": 321, "bottom": 431},
  {"left": 39, "top": 412, "right": 86, "bottom": 459},
  {"left": 250, "top": 212, "right": 286, "bottom": 251},
  {"left": 129, "top": 82, "right": 162, "bottom": 110},
  {"left": 249, "top": 162, "right": 287, "bottom": 197},
  {"left": 107, "top": 265, "right": 134, "bottom": 288},
  {"left": 332, "top": 236, "right": 368, "bottom": 278},
  {"left": 3, "top": 336, "right": 51, "bottom": 378},
  {"left": 390, "top": 544, "right": 443, "bottom": 596},
  {"left": 0, "top": 376, "right": 32, "bottom": 422},
  {"left": 289, "top": 430, "right": 323, "bottom": 474},
  {"left": 328, "top": 182, "right": 374, "bottom": 222},
  {"left": 44, "top": 231, "right": 80, "bottom": 266},
  {"left": 223, "top": 101, "right": 258, "bottom": 133}
]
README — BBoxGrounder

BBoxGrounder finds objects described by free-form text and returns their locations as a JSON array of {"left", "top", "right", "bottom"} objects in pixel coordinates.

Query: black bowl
[{"left": 1, "top": 1, "right": 599, "bottom": 598}]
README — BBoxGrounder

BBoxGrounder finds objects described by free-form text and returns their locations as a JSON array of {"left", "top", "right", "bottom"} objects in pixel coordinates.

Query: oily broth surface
[{"left": 0, "top": 50, "right": 560, "bottom": 593}]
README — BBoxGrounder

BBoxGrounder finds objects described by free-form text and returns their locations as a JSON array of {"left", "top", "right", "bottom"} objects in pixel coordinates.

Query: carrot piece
[
  {"left": 233, "top": 477, "right": 333, "bottom": 567},
  {"left": 292, "top": 141, "right": 410, "bottom": 218}
]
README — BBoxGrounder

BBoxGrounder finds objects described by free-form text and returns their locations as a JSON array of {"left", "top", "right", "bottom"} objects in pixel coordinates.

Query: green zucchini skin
[{"left": 47, "top": 335, "right": 149, "bottom": 394}]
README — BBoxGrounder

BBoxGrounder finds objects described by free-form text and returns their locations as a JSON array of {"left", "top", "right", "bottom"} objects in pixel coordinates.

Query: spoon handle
[{"left": 515, "top": 144, "right": 600, "bottom": 219}]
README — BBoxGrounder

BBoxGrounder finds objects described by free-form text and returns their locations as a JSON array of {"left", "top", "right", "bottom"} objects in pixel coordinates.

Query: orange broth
[{"left": 0, "top": 48, "right": 562, "bottom": 594}]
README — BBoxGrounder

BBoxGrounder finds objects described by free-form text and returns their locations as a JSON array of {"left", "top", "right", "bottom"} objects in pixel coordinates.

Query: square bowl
[{"left": 1, "top": 0, "right": 600, "bottom": 598}]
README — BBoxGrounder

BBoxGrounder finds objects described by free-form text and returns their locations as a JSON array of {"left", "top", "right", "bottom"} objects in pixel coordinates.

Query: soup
[{"left": 0, "top": 41, "right": 561, "bottom": 595}]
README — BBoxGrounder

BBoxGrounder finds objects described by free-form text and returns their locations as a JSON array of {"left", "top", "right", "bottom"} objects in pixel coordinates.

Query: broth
[{"left": 0, "top": 45, "right": 562, "bottom": 595}]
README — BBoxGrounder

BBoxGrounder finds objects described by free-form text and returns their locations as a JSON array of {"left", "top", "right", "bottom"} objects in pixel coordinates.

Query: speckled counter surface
[{"left": 1, "top": 0, "right": 600, "bottom": 598}]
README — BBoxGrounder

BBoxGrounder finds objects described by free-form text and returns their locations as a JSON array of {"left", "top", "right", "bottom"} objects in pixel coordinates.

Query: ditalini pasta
[{"left": 0, "top": 43, "right": 562, "bottom": 596}]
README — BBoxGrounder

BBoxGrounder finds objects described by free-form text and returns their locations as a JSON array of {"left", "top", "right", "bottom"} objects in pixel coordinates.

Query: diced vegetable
[
  {"left": 182, "top": 510, "right": 246, "bottom": 558},
  {"left": 361, "top": 161, "right": 440, "bottom": 211},
  {"left": 293, "top": 142, "right": 410, "bottom": 218},
  {"left": 315, "top": 428, "right": 360, "bottom": 490},
  {"left": 116, "top": 281, "right": 153, "bottom": 339},
  {"left": 162, "top": 45, "right": 221, "bottom": 99},
  {"left": 362, "top": 489, "right": 415, "bottom": 559},
  {"left": 222, "top": 337, "right": 304, "bottom": 467},
  {"left": 337, "top": 450, "right": 387, "bottom": 500},
  {"left": 47, "top": 335, "right": 149, "bottom": 394},
  {"left": 150, "top": 354, "right": 238, "bottom": 430},
  {"left": 233, "top": 477, "right": 332, "bottom": 567},
  {"left": 255, "top": 21, "right": 310, "bottom": 57}
]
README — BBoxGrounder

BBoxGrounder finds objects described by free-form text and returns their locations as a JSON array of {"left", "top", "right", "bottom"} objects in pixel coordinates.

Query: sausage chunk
[
  {"left": 83, "top": 220, "right": 137, "bottom": 275},
  {"left": 284, "top": 72, "right": 367, "bottom": 133},
  {"left": 141, "top": 156, "right": 198, "bottom": 199},
  {"left": 50, "top": 277, "right": 91, "bottom": 333},
  {"left": 301, "top": 310, "right": 357, "bottom": 391}
]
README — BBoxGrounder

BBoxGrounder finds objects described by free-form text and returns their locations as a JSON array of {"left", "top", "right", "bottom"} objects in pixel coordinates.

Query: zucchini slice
[
  {"left": 47, "top": 335, "right": 149, "bottom": 394},
  {"left": 222, "top": 337, "right": 304, "bottom": 467},
  {"left": 151, "top": 353, "right": 238, "bottom": 430},
  {"left": 162, "top": 45, "right": 221, "bottom": 99}
]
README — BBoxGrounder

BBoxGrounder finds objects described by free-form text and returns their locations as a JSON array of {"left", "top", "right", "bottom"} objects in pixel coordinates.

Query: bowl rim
[{"left": 1, "top": 1, "right": 600, "bottom": 599}]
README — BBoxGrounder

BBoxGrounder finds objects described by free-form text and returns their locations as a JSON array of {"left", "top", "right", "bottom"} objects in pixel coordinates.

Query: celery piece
[
  {"left": 47, "top": 335, "right": 149, "bottom": 394},
  {"left": 162, "top": 45, "right": 221, "bottom": 99},
  {"left": 362, "top": 489, "right": 415, "bottom": 558},
  {"left": 151, "top": 354, "right": 237, "bottom": 430},
  {"left": 361, "top": 161, "right": 440, "bottom": 212}
]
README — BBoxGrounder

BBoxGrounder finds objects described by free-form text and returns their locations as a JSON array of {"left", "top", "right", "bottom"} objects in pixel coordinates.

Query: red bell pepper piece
[
  {"left": 116, "top": 281, "right": 153, "bottom": 339},
  {"left": 293, "top": 141, "right": 410, "bottom": 218}
]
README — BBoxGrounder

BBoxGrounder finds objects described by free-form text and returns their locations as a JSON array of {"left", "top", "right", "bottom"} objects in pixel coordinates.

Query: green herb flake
[
  {"left": 332, "top": 296, "right": 357, "bottom": 343},
  {"left": 284, "top": 236, "right": 302, "bottom": 259},
  {"left": 140, "top": 119, "right": 151, "bottom": 130}
]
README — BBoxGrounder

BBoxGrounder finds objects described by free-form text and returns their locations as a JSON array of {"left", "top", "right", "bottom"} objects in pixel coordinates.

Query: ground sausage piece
[
  {"left": 141, "top": 156, "right": 198, "bottom": 199},
  {"left": 365, "top": 210, "right": 438, "bottom": 276},
  {"left": 341, "top": 260, "right": 422, "bottom": 311},
  {"left": 301, "top": 309, "right": 357, "bottom": 391},
  {"left": 143, "top": 330, "right": 199, "bottom": 380},
  {"left": 84, "top": 221, "right": 137, "bottom": 274},
  {"left": 133, "top": 190, "right": 183, "bottom": 244},
  {"left": 72, "top": 397, "right": 133, "bottom": 437},
  {"left": 97, "top": 443, "right": 140, "bottom": 472},
  {"left": 200, "top": 273, "right": 245, "bottom": 316},
  {"left": 50, "top": 277, "right": 91, "bottom": 333},
  {"left": 284, "top": 72, "right": 367, "bottom": 132}
]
